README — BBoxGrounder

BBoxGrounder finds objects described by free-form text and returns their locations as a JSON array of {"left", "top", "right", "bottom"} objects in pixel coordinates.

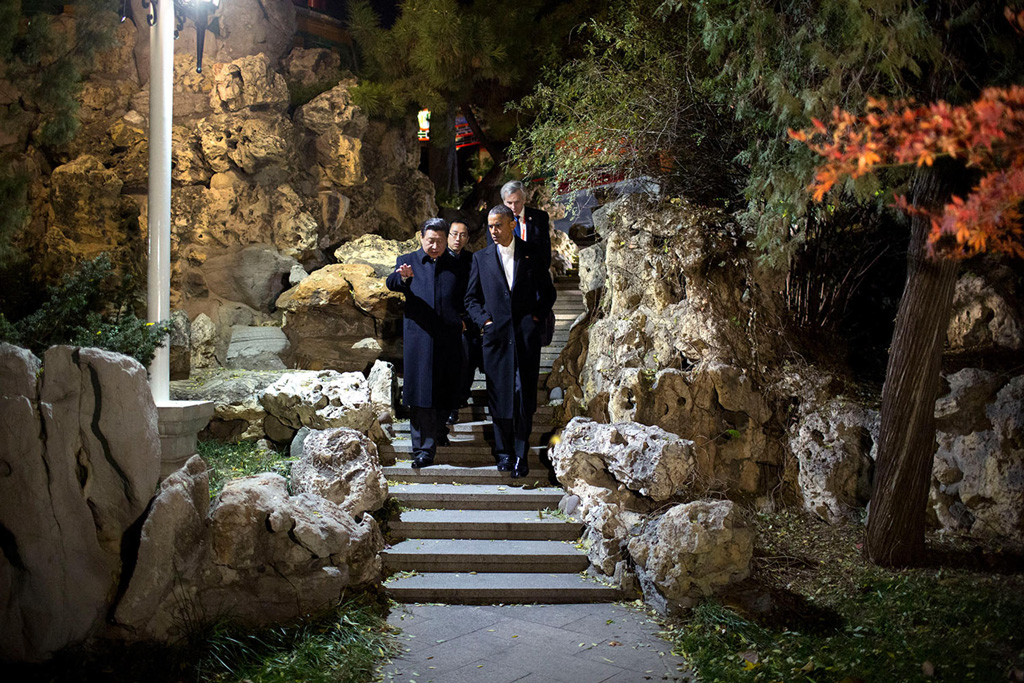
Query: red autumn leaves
[{"left": 790, "top": 86, "right": 1024, "bottom": 259}]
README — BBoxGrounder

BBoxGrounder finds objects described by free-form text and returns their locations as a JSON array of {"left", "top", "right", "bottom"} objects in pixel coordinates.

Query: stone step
[
  {"left": 384, "top": 462, "right": 552, "bottom": 487},
  {"left": 394, "top": 419, "right": 553, "bottom": 439},
  {"left": 380, "top": 443, "right": 550, "bottom": 468},
  {"left": 389, "top": 509, "right": 581, "bottom": 540},
  {"left": 382, "top": 538, "right": 589, "bottom": 573},
  {"left": 441, "top": 404, "right": 556, "bottom": 423},
  {"left": 389, "top": 484, "right": 563, "bottom": 510},
  {"left": 384, "top": 571, "right": 622, "bottom": 604}
]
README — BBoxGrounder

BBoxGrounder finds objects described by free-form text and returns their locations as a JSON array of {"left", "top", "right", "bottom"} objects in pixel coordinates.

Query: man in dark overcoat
[
  {"left": 447, "top": 220, "right": 480, "bottom": 425},
  {"left": 465, "top": 205, "right": 557, "bottom": 478},
  {"left": 386, "top": 217, "right": 466, "bottom": 468}
]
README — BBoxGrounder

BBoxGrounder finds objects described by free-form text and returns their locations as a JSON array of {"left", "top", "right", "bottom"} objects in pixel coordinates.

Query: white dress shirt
[{"left": 497, "top": 239, "right": 515, "bottom": 290}]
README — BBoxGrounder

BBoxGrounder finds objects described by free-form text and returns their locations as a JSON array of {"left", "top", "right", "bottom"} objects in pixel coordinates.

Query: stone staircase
[{"left": 382, "top": 273, "right": 621, "bottom": 603}]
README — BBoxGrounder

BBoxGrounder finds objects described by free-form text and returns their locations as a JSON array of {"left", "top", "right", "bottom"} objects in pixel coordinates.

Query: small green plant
[
  {"left": 0, "top": 254, "right": 170, "bottom": 367},
  {"left": 198, "top": 439, "right": 295, "bottom": 499},
  {"left": 193, "top": 593, "right": 401, "bottom": 683}
]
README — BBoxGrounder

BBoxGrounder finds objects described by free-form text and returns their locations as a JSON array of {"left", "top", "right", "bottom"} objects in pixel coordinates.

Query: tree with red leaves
[
  {"left": 793, "top": 86, "right": 1024, "bottom": 259},
  {"left": 793, "top": 84, "right": 1024, "bottom": 566}
]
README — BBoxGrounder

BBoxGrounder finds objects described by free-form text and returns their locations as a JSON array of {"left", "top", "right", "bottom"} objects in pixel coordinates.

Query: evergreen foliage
[
  {"left": 513, "top": 0, "right": 1024, "bottom": 264},
  {"left": 0, "top": 254, "right": 171, "bottom": 368},
  {"left": 346, "top": 0, "right": 599, "bottom": 200}
]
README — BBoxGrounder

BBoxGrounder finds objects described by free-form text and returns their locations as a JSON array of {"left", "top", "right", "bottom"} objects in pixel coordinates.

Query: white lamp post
[
  {"left": 142, "top": 0, "right": 219, "bottom": 475},
  {"left": 143, "top": 0, "right": 219, "bottom": 400}
]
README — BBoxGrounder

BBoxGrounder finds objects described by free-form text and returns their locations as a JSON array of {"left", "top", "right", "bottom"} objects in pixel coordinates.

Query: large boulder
[
  {"left": 259, "top": 370, "right": 377, "bottom": 442},
  {"left": 291, "top": 428, "right": 388, "bottom": 518},
  {"left": 0, "top": 345, "right": 159, "bottom": 661},
  {"left": 550, "top": 418, "right": 695, "bottom": 578},
  {"left": 930, "top": 369, "right": 1024, "bottom": 541},
  {"left": 627, "top": 500, "right": 754, "bottom": 614},
  {"left": 113, "top": 461, "right": 384, "bottom": 641},
  {"left": 778, "top": 365, "right": 879, "bottom": 523},
  {"left": 334, "top": 234, "right": 420, "bottom": 277},
  {"left": 559, "top": 197, "right": 784, "bottom": 498},
  {"left": 276, "top": 264, "right": 404, "bottom": 371}
]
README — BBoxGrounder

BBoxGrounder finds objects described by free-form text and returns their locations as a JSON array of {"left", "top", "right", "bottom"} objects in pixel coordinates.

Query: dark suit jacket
[
  {"left": 486, "top": 207, "right": 552, "bottom": 270},
  {"left": 385, "top": 248, "right": 466, "bottom": 408},
  {"left": 465, "top": 238, "right": 556, "bottom": 420}
]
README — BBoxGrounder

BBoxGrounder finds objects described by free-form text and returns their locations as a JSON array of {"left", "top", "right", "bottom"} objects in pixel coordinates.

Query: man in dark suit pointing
[
  {"left": 386, "top": 217, "right": 466, "bottom": 468},
  {"left": 465, "top": 205, "right": 557, "bottom": 478}
]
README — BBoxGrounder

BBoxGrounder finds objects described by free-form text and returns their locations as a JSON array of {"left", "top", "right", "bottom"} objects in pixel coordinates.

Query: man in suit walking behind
[
  {"left": 447, "top": 220, "right": 480, "bottom": 426},
  {"left": 386, "top": 218, "right": 466, "bottom": 468},
  {"left": 488, "top": 180, "right": 552, "bottom": 271},
  {"left": 465, "top": 205, "right": 556, "bottom": 478}
]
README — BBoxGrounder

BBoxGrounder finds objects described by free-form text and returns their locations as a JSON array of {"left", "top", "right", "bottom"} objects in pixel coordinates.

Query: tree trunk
[{"left": 865, "top": 167, "right": 960, "bottom": 567}]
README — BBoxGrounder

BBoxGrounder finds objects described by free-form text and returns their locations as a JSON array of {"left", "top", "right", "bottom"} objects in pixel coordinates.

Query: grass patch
[
  {"left": 662, "top": 509, "right": 1024, "bottom": 682},
  {"left": 198, "top": 439, "right": 295, "bottom": 498},
  {"left": 8, "top": 593, "right": 402, "bottom": 683}
]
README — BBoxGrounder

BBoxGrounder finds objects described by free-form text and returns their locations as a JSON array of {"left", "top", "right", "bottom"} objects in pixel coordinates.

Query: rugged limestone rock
[
  {"left": 190, "top": 313, "right": 219, "bottom": 369},
  {"left": 367, "top": 358, "right": 397, "bottom": 419},
  {"left": 627, "top": 500, "right": 754, "bottom": 613},
  {"left": 169, "top": 309, "right": 192, "bottom": 380},
  {"left": 558, "top": 197, "right": 783, "bottom": 498},
  {"left": 276, "top": 264, "right": 404, "bottom": 371},
  {"left": 259, "top": 370, "right": 376, "bottom": 442},
  {"left": 42, "top": 155, "right": 143, "bottom": 279},
  {"left": 334, "top": 234, "right": 420, "bottom": 277},
  {"left": 550, "top": 227, "right": 579, "bottom": 276},
  {"left": 0, "top": 345, "right": 159, "bottom": 661},
  {"left": 777, "top": 365, "right": 879, "bottom": 523},
  {"left": 549, "top": 418, "right": 696, "bottom": 578},
  {"left": 930, "top": 369, "right": 1024, "bottom": 541},
  {"left": 113, "top": 460, "right": 384, "bottom": 641},
  {"left": 291, "top": 428, "right": 388, "bottom": 518},
  {"left": 111, "top": 455, "right": 211, "bottom": 641},
  {"left": 946, "top": 267, "right": 1023, "bottom": 354},
  {"left": 171, "top": 369, "right": 288, "bottom": 441}
]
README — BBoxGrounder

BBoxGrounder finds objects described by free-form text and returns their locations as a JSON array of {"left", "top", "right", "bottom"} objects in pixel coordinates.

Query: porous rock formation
[
  {"left": 550, "top": 418, "right": 754, "bottom": 611},
  {"left": 4, "top": 2, "right": 435, "bottom": 375},
  {"left": 930, "top": 368, "right": 1024, "bottom": 541},
  {"left": 552, "top": 196, "right": 785, "bottom": 498}
]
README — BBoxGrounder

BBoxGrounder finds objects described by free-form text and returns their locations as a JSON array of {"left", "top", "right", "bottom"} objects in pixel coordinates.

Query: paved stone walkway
[{"left": 378, "top": 602, "right": 692, "bottom": 682}]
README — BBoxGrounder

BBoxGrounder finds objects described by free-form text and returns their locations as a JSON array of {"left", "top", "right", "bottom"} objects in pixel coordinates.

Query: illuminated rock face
[{"left": 9, "top": 10, "right": 436, "bottom": 376}]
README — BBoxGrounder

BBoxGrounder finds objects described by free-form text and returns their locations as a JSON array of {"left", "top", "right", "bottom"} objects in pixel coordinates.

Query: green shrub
[{"left": 0, "top": 254, "right": 171, "bottom": 367}]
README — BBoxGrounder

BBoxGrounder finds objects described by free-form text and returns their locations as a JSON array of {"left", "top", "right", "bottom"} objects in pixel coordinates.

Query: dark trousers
[
  {"left": 492, "top": 364, "right": 532, "bottom": 460},
  {"left": 456, "top": 331, "right": 483, "bottom": 409},
  {"left": 410, "top": 406, "right": 443, "bottom": 460}
]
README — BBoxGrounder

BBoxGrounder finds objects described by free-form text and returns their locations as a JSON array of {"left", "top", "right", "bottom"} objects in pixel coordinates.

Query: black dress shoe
[
  {"left": 411, "top": 455, "right": 434, "bottom": 469},
  {"left": 446, "top": 410, "right": 459, "bottom": 425},
  {"left": 495, "top": 454, "right": 512, "bottom": 472},
  {"left": 511, "top": 455, "right": 529, "bottom": 479}
]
